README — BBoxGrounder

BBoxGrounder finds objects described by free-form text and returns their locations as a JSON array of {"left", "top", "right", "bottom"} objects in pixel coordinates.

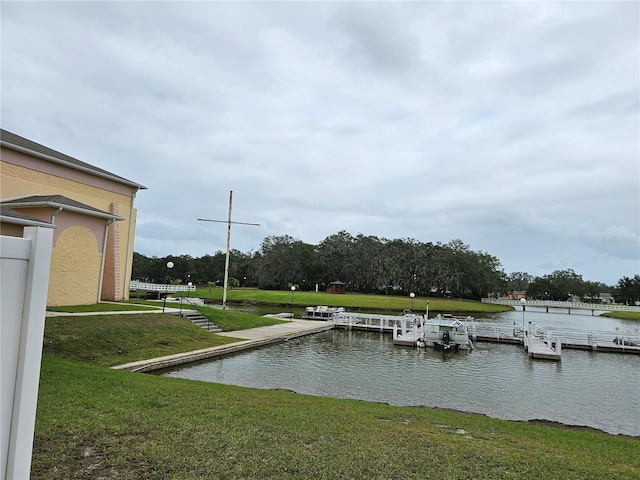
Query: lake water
[{"left": 163, "top": 309, "right": 640, "bottom": 436}]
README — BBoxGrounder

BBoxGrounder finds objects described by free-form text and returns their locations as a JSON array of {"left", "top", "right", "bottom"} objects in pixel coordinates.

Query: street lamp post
[
  {"left": 410, "top": 292, "right": 415, "bottom": 311},
  {"left": 290, "top": 286, "right": 296, "bottom": 320},
  {"left": 520, "top": 297, "right": 526, "bottom": 329},
  {"left": 163, "top": 262, "right": 174, "bottom": 312}
]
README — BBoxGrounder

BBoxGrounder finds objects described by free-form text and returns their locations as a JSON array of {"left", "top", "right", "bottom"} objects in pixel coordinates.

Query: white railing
[
  {"left": 130, "top": 280, "right": 196, "bottom": 293},
  {"left": 466, "top": 322, "right": 524, "bottom": 341},
  {"left": 482, "top": 298, "right": 640, "bottom": 312},
  {"left": 467, "top": 321, "right": 640, "bottom": 349},
  {"left": 333, "top": 312, "right": 417, "bottom": 331}
]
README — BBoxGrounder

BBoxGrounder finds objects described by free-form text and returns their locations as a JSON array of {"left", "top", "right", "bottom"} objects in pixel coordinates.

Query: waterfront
[{"left": 163, "top": 310, "right": 640, "bottom": 436}]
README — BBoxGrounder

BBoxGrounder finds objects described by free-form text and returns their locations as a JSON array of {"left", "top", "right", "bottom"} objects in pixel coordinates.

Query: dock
[
  {"left": 525, "top": 329, "right": 561, "bottom": 360},
  {"left": 332, "top": 313, "right": 640, "bottom": 359}
]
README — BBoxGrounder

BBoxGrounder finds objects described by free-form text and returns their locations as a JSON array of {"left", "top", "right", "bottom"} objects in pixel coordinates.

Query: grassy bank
[
  {"left": 175, "top": 288, "right": 512, "bottom": 314},
  {"left": 601, "top": 311, "right": 640, "bottom": 320},
  {"left": 33, "top": 314, "right": 639, "bottom": 479},
  {"left": 43, "top": 314, "right": 246, "bottom": 367}
]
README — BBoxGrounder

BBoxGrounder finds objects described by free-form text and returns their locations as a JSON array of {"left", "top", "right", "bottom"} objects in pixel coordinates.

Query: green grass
[
  {"left": 121, "top": 300, "right": 288, "bottom": 331},
  {"left": 179, "top": 288, "right": 512, "bottom": 314},
  {"left": 33, "top": 354, "right": 640, "bottom": 479},
  {"left": 602, "top": 311, "right": 640, "bottom": 320},
  {"left": 43, "top": 314, "right": 245, "bottom": 367},
  {"left": 47, "top": 302, "right": 159, "bottom": 313},
  {"left": 33, "top": 308, "right": 639, "bottom": 478}
]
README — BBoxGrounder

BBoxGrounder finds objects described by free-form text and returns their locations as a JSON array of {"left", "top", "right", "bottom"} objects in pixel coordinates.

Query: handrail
[
  {"left": 130, "top": 280, "right": 196, "bottom": 293},
  {"left": 177, "top": 296, "right": 215, "bottom": 331},
  {"left": 482, "top": 298, "right": 640, "bottom": 312}
]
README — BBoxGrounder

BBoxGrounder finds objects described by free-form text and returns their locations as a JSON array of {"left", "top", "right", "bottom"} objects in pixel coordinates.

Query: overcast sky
[{"left": 2, "top": 1, "right": 638, "bottom": 285}]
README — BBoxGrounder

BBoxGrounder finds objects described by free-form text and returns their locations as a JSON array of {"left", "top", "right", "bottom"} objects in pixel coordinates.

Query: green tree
[{"left": 617, "top": 275, "right": 640, "bottom": 304}]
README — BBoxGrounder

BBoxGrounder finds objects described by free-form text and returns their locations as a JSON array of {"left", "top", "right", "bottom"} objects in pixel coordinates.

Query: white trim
[{"left": 1, "top": 141, "right": 146, "bottom": 190}]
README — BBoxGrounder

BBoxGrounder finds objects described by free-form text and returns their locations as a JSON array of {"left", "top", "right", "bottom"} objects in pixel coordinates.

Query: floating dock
[
  {"left": 525, "top": 329, "right": 561, "bottom": 360},
  {"left": 332, "top": 313, "right": 640, "bottom": 359}
]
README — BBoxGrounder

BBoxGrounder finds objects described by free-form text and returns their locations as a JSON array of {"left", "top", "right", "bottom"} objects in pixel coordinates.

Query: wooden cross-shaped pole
[{"left": 198, "top": 191, "right": 260, "bottom": 309}]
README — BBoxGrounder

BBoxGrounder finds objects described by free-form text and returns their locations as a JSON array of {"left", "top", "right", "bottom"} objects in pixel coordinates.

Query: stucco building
[{"left": 0, "top": 129, "right": 145, "bottom": 306}]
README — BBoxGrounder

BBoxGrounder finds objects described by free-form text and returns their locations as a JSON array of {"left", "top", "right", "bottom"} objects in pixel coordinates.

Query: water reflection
[{"left": 164, "top": 310, "right": 640, "bottom": 436}]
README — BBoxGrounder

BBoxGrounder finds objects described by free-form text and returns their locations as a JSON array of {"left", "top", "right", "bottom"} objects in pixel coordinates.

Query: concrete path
[
  {"left": 45, "top": 307, "right": 188, "bottom": 316},
  {"left": 215, "top": 319, "right": 331, "bottom": 341},
  {"left": 112, "top": 319, "right": 334, "bottom": 373}
]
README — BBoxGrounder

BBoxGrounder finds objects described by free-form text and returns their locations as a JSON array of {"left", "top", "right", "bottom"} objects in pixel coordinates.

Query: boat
[
  {"left": 302, "top": 306, "right": 345, "bottom": 320},
  {"left": 417, "top": 313, "right": 474, "bottom": 350}
]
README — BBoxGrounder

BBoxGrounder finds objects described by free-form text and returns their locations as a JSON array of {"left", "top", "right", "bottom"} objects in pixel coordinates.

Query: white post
[
  {"left": 222, "top": 191, "right": 233, "bottom": 309},
  {"left": 1, "top": 226, "right": 53, "bottom": 480}
]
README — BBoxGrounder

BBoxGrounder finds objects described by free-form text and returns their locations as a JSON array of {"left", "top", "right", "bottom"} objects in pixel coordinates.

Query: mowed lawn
[{"left": 32, "top": 312, "right": 639, "bottom": 479}]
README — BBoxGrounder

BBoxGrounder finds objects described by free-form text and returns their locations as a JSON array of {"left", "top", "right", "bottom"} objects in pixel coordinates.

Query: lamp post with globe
[
  {"left": 163, "top": 261, "right": 174, "bottom": 312},
  {"left": 290, "top": 285, "right": 296, "bottom": 320}
]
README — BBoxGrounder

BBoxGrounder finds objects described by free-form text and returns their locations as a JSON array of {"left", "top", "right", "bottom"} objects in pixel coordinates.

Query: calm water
[{"left": 163, "top": 309, "right": 640, "bottom": 436}]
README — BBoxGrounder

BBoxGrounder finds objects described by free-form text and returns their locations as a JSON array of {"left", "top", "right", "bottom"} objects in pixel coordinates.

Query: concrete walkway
[
  {"left": 112, "top": 319, "right": 334, "bottom": 373},
  {"left": 45, "top": 307, "right": 188, "bottom": 316}
]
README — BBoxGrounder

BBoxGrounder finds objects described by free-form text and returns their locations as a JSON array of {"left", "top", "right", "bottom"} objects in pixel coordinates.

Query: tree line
[{"left": 131, "top": 231, "right": 639, "bottom": 303}]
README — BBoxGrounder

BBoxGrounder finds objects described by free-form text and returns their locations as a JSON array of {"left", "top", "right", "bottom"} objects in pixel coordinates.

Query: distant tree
[
  {"left": 527, "top": 269, "right": 585, "bottom": 300},
  {"left": 616, "top": 275, "right": 640, "bottom": 305},
  {"left": 317, "top": 231, "right": 355, "bottom": 286},
  {"left": 255, "top": 235, "right": 319, "bottom": 289},
  {"left": 509, "top": 272, "right": 534, "bottom": 292},
  {"left": 131, "top": 252, "right": 153, "bottom": 281}
]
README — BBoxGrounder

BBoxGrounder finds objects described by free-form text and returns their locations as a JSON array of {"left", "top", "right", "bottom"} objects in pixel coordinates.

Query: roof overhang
[
  {"left": 1, "top": 131, "right": 147, "bottom": 190},
  {"left": 0, "top": 206, "right": 57, "bottom": 228},
  {"left": 1, "top": 195, "right": 125, "bottom": 222}
]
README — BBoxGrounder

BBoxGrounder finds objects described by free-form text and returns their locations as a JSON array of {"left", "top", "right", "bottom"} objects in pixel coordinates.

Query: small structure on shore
[{"left": 326, "top": 280, "right": 346, "bottom": 294}]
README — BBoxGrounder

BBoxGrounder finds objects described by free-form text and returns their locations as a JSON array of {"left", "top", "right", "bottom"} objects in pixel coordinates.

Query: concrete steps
[{"left": 180, "top": 310, "right": 222, "bottom": 333}]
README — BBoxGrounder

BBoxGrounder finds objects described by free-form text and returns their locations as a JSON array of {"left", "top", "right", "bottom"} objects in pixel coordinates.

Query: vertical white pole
[
  {"left": 222, "top": 190, "right": 233, "bottom": 310},
  {"left": 6, "top": 226, "right": 53, "bottom": 480}
]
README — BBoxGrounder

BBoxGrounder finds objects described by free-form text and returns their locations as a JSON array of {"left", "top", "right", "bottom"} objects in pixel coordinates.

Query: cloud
[{"left": 1, "top": 1, "right": 638, "bottom": 285}]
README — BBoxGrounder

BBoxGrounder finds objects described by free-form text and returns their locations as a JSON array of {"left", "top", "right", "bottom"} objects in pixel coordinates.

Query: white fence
[
  {"left": 1, "top": 227, "right": 53, "bottom": 480},
  {"left": 466, "top": 321, "right": 640, "bottom": 350},
  {"left": 130, "top": 280, "right": 196, "bottom": 293},
  {"left": 482, "top": 298, "right": 640, "bottom": 312},
  {"left": 333, "top": 311, "right": 418, "bottom": 331}
]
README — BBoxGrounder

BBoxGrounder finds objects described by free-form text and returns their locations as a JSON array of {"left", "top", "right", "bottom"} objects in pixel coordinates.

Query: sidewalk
[
  {"left": 45, "top": 307, "right": 188, "bottom": 316},
  {"left": 112, "top": 319, "right": 334, "bottom": 373}
]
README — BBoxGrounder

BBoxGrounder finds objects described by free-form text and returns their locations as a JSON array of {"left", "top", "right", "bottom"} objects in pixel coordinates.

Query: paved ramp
[{"left": 216, "top": 319, "right": 331, "bottom": 341}]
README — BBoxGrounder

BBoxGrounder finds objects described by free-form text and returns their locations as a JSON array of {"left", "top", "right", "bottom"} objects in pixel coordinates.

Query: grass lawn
[
  {"left": 120, "top": 300, "right": 289, "bottom": 331},
  {"left": 33, "top": 356, "right": 639, "bottom": 480},
  {"left": 43, "top": 314, "right": 245, "bottom": 367},
  {"left": 47, "top": 302, "right": 160, "bottom": 313},
  {"left": 601, "top": 311, "right": 640, "bottom": 321},
  {"left": 171, "top": 288, "right": 512, "bottom": 314},
  {"left": 32, "top": 313, "right": 639, "bottom": 479}
]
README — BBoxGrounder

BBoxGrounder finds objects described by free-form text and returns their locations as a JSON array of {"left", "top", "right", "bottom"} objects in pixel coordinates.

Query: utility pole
[{"left": 198, "top": 191, "right": 260, "bottom": 309}]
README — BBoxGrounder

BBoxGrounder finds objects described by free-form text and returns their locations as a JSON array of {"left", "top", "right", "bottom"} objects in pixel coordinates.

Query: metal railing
[
  {"left": 482, "top": 298, "right": 640, "bottom": 312},
  {"left": 333, "top": 312, "right": 418, "bottom": 331},
  {"left": 130, "top": 280, "right": 196, "bottom": 293},
  {"left": 467, "top": 320, "right": 640, "bottom": 350}
]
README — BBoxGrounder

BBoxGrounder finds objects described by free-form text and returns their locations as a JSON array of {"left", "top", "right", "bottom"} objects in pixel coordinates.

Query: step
[{"left": 179, "top": 311, "right": 222, "bottom": 333}]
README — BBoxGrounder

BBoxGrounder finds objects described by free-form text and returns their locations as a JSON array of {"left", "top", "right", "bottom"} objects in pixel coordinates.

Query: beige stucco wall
[
  {"left": 47, "top": 226, "right": 102, "bottom": 306},
  {"left": 1, "top": 148, "right": 140, "bottom": 305}
]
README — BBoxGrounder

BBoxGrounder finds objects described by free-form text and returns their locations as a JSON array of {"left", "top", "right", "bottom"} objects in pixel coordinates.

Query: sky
[{"left": 2, "top": 1, "right": 639, "bottom": 286}]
